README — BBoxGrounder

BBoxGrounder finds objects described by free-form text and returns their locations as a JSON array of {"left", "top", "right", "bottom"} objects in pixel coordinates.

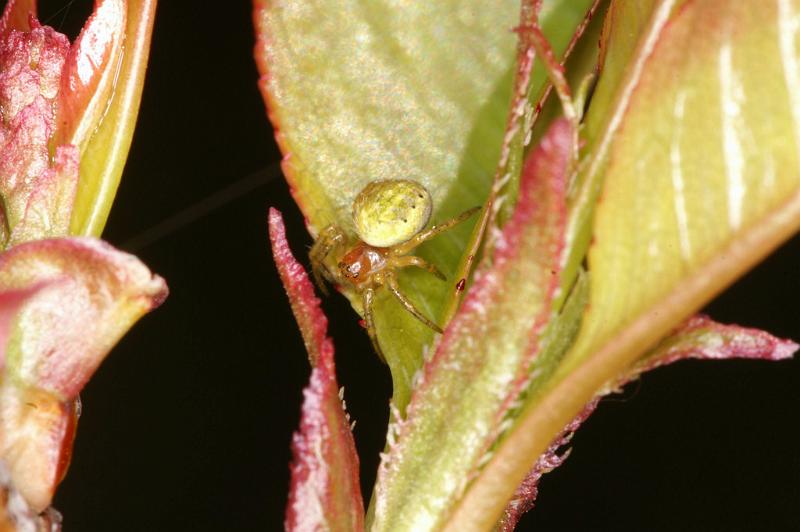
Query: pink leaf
[
  {"left": 286, "top": 348, "right": 365, "bottom": 532},
  {"left": 8, "top": 144, "right": 79, "bottom": 247},
  {"left": 54, "top": 0, "right": 126, "bottom": 153},
  {"left": 0, "top": 237, "right": 167, "bottom": 511},
  {"left": 497, "top": 401, "right": 598, "bottom": 532},
  {"left": 268, "top": 210, "right": 364, "bottom": 531},
  {"left": 497, "top": 316, "right": 797, "bottom": 528},
  {"left": 0, "top": 12, "right": 70, "bottom": 239},
  {"left": 0, "top": 0, "right": 36, "bottom": 37},
  {"left": 268, "top": 208, "right": 331, "bottom": 367}
]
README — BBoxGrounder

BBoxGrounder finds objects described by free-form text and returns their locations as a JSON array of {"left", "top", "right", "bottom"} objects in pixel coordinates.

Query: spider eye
[{"left": 344, "top": 261, "right": 361, "bottom": 278}]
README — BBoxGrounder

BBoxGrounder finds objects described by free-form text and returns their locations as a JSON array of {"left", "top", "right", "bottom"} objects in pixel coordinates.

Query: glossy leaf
[
  {"left": 54, "top": 0, "right": 126, "bottom": 156},
  {"left": 0, "top": 237, "right": 167, "bottom": 511},
  {"left": 447, "top": 1, "right": 800, "bottom": 526},
  {"left": 0, "top": 0, "right": 35, "bottom": 36},
  {"left": 255, "top": 0, "right": 599, "bottom": 410},
  {"left": 371, "top": 119, "right": 572, "bottom": 531},
  {"left": 69, "top": 0, "right": 158, "bottom": 237},
  {"left": 270, "top": 209, "right": 364, "bottom": 532},
  {"left": 496, "top": 316, "right": 797, "bottom": 530},
  {"left": 0, "top": 0, "right": 157, "bottom": 242}
]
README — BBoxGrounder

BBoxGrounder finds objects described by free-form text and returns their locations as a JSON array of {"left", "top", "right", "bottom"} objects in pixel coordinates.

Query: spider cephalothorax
[{"left": 310, "top": 179, "right": 479, "bottom": 360}]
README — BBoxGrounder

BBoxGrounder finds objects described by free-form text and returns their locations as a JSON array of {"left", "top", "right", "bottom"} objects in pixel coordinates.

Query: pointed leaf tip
[
  {"left": 269, "top": 207, "right": 331, "bottom": 367},
  {"left": 471, "top": 316, "right": 796, "bottom": 529},
  {"left": 0, "top": 0, "right": 36, "bottom": 37},
  {"left": 0, "top": 237, "right": 166, "bottom": 512},
  {"left": 267, "top": 211, "right": 364, "bottom": 530},
  {"left": 55, "top": 0, "right": 126, "bottom": 154}
]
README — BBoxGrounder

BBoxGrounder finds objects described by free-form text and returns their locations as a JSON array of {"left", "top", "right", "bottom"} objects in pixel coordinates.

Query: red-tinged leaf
[
  {"left": 287, "top": 346, "right": 365, "bottom": 532},
  {"left": 70, "top": 0, "right": 157, "bottom": 236},
  {"left": 54, "top": 0, "right": 126, "bottom": 155},
  {"left": 622, "top": 315, "right": 798, "bottom": 388},
  {"left": 443, "top": 0, "right": 602, "bottom": 326},
  {"left": 495, "top": 315, "right": 797, "bottom": 529},
  {"left": 0, "top": 0, "right": 35, "bottom": 37},
  {"left": 1, "top": 237, "right": 167, "bottom": 399},
  {"left": 0, "top": 237, "right": 167, "bottom": 511},
  {"left": 268, "top": 209, "right": 364, "bottom": 530},
  {"left": 0, "top": 384, "right": 78, "bottom": 513},
  {"left": 448, "top": 2, "right": 800, "bottom": 526},
  {"left": 496, "top": 401, "right": 598, "bottom": 532},
  {"left": 371, "top": 119, "right": 572, "bottom": 531},
  {"left": 8, "top": 144, "right": 78, "bottom": 247},
  {"left": 268, "top": 208, "right": 330, "bottom": 367},
  {"left": 0, "top": 18, "right": 70, "bottom": 235},
  {"left": 0, "top": 283, "right": 46, "bottom": 376},
  {"left": 0, "top": 0, "right": 36, "bottom": 40}
]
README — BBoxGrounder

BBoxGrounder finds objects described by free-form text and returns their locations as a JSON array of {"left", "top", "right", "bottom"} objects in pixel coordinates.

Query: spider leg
[
  {"left": 391, "top": 255, "right": 446, "bottom": 281},
  {"left": 363, "top": 287, "right": 386, "bottom": 362},
  {"left": 393, "top": 206, "right": 481, "bottom": 255},
  {"left": 309, "top": 225, "right": 347, "bottom": 294},
  {"left": 386, "top": 273, "right": 443, "bottom": 333}
]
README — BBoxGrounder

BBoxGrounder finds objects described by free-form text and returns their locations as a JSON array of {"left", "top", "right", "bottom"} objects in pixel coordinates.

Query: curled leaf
[
  {"left": 54, "top": 0, "right": 126, "bottom": 156},
  {"left": 68, "top": 0, "right": 158, "bottom": 236},
  {"left": 0, "top": 237, "right": 167, "bottom": 511}
]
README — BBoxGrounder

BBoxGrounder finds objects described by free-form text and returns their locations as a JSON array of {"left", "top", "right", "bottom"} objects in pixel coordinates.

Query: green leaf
[
  {"left": 370, "top": 119, "right": 573, "bottom": 531},
  {"left": 255, "top": 0, "right": 599, "bottom": 410},
  {"left": 445, "top": 0, "right": 800, "bottom": 527},
  {"left": 69, "top": 0, "right": 158, "bottom": 237}
]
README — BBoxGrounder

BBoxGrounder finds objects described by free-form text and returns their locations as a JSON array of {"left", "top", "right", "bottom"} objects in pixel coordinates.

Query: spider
[{"left": 310, "top": 179, "right": 479, "bottom": 360}]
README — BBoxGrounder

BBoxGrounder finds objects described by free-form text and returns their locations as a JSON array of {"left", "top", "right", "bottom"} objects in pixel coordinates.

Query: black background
[{"left": 31, "top": 1, "right": 800, "bottom": 530}]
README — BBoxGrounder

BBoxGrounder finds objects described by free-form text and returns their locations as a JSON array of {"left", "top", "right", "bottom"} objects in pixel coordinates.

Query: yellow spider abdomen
[{"left": 352, "top": 179, "right": 432, "bottom": 247}]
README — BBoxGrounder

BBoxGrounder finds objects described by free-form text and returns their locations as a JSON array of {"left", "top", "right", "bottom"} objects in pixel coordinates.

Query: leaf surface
[
  {"left": 371, "top": 119, "right": 572, "bottom": 531},
  {"left": 0, "top": 0, "right": 36, "bottom": 36},
  {"left": 255, "top": 0, "right": 598, "bottom": 410},
  {"left": 447, "top": 1, "right": 800, "bottom": 526},
  {"left": 69, "top": 0, "right": 158, "bottom": 236},
  {"left": 269, "top": 209, "right": 364, "bottom": 532},
  {"left": 0, "top": 11, "right": 71, "bottom": 238},
  {"left": 0, "top": 237, "right": 167, "bottom": 511}
]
